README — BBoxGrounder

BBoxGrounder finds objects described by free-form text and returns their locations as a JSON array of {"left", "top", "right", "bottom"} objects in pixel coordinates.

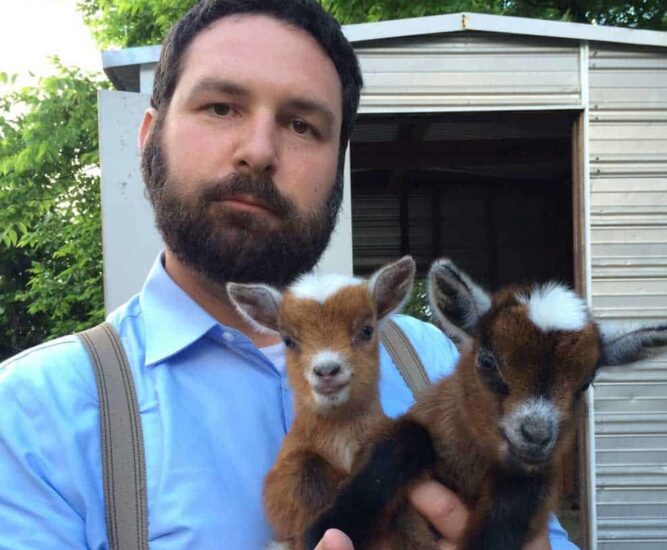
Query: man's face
[{"left": 141, "top": 14, "right": 344, "bottom": 287}]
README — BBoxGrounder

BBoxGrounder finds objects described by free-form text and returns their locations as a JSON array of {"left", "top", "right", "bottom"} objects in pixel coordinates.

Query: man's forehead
[{"left": 174, "top": 13, "right": 343, "bottom": 113}]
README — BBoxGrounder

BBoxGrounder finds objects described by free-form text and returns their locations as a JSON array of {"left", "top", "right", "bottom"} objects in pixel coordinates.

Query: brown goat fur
[
  {"left": 406, "top": 308, "right": 599, "bottom": 543},
  {"left": 305, "top": 258, "right": 667, "bottom": 550},
  {"left": 279, "top": 286, "right": 384, "bottom": 420},
  {"left": 227, "top": 256, "right": 433, "bottom": 549}
]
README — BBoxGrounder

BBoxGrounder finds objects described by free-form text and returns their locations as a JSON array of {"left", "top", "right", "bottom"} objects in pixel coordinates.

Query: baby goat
[
  {"left": 305, "top": 258, "right": 667, "bottom": 550},
  {"left": 228, "top": 256, "right": 432, "bottom": 550}
]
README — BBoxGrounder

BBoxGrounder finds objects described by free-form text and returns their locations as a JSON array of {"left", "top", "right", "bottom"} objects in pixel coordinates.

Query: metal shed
[{"left": 100, "top": 12, "right": 667, "bottom": 549}]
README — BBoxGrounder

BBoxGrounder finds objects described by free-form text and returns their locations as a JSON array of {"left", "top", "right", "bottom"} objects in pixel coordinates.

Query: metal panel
[
  {"left": 355, "top": 32, "right": 581, "bottom": 112},
  {"left": 99, "top": 90, "right": 160, "bottom": 312},
  {"left": 344, "top": 12, "right": 667, "bottom": 49},
  {"left": 102, "top": 14, "right": 667, "bottom": 94},
  {"left": 589, "top": 45, "right": 667, "bottom": 548}
]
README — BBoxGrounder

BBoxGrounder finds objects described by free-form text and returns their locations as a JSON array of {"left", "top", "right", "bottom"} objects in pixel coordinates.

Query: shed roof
[{"left": 102, "top": 11, "right": 667, "bottom": 92}]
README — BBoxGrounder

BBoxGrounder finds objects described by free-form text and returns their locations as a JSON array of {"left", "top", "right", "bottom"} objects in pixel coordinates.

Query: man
[{"left": 0, "top": 1, "right": 575, "bottom": 548}]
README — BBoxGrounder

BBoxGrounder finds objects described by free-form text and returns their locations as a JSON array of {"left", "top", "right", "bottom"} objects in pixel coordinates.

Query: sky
[{"left": 0, "top": 0, "right": 102, "bottom": 83}]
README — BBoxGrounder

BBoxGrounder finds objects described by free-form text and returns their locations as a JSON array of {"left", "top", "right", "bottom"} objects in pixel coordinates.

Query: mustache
[{"left": 199, "top": 174, "right": 296, "bottom": 219}]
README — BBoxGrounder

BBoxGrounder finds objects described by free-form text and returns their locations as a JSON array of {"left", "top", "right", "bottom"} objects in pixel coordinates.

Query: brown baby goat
[
  {"left": 305, "top": 258, "right": 667, "bottom": 550},
  {"left": 228, "top": 257, "right": 433, "bottom": 550}
]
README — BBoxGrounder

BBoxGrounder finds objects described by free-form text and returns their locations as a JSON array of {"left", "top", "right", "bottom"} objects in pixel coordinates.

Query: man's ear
[{"left": 138, "top": 107, "right": 158, "bottom": 152}]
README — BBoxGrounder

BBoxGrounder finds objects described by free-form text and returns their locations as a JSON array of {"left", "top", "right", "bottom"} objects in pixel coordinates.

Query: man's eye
[
  {"left": 291, "top": 120, "right": 312, "bottom": 135},
  {"left": 211, "top": 103, "right": 232, "bottom": 116}
]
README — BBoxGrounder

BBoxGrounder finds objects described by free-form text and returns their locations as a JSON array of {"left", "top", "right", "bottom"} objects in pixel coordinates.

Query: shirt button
[{"left": 222, "top": 332, "right": 234, "bottom": 342}]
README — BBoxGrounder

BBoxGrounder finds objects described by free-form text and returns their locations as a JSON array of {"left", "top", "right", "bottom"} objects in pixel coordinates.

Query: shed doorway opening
[
  {"left": 349, "top": 109, "right": 582, "bottom": 540},
  {"left": 350, "top": 110, "right": 577, "bottom": 286}
]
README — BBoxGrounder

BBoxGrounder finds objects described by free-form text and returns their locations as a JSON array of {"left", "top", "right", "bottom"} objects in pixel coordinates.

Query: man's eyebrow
[
  {"left": 285, "top": 98, "right": 336, "bottom": 127},
  {"left": 186, "top": 78, "right": 250, "bottom": 101},
  {"left": 186, "top": 78, "right": 337, "bottom": 126}
]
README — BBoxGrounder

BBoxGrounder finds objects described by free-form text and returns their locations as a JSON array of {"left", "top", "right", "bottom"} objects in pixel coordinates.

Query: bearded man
[{"left": 0, "top": 1, "right": 576, "bottom": 549}]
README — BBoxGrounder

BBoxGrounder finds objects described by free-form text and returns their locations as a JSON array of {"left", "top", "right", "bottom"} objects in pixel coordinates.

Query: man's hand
[
  {"left": 313, "top": 529, "right": 354, "bottom": 550},
  {"left": 409, "top": 480, "right": 552, "bottom": 550},
  {"left": 312, "top": 480, "right": 551, "bottom": 550},
  {"left": 409, "top": 479, "right": 470, "bottom": 549},
  {"left": 311, "top": 481, "right": 466, "bottom": 550}
]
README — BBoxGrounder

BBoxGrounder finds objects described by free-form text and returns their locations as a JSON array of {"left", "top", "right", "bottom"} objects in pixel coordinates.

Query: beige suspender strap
[
  {"left": 78, "top": 322, "right": 149, "bottom": 550},
  {"left": 381, "top": 319, "right": 430, "bottom": 397}
]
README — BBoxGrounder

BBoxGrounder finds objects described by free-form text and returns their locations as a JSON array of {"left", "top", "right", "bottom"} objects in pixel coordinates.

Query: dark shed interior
[{"left": 350, "top": 110, "right": 577, "bottom": 291}]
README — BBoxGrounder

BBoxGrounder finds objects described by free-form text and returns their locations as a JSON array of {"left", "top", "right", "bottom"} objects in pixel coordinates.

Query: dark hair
[{"left": 152, "top": 0, "right": 363, "bottom": 157}]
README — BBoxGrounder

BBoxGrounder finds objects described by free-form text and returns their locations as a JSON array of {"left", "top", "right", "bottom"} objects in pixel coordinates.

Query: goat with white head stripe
[
  {"left": 228, "top": 257, "right": 435, "bottom": 550},
  {"left": 305, "top": 258, "right": 667, "bottom": 550}
]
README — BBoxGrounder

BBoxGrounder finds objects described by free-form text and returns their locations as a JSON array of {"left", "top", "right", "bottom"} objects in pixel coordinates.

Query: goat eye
[
  {"left": 476, "top": 351, "right": 509, "bottom": 395},
  {"left": 477, "top": 352, "right": 497, "bottom": 371},
  {"left": 283, "top": 336, "right": 296, "bottom": 349},
  {"left": 360, "top": 325, "right": 374, "bottom": 341}
]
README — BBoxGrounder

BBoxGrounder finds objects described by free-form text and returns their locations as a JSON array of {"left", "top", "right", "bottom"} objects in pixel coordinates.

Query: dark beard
[{"left": 141, "top": 116, "right": 342, "bottom": 288}]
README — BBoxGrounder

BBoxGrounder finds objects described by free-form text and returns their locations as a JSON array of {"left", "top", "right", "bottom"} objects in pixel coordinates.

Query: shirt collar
[{"left": 140, "top": 254, "right": 220, "bottom": 367}]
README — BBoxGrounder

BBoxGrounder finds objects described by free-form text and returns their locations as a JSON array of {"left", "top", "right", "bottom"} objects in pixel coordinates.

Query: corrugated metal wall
[
  {"left": 355, "top": 32, "right": 581, "bottom": 112},
  {"left": 589, "top": 45, "right": 667, "bottom": 548}
]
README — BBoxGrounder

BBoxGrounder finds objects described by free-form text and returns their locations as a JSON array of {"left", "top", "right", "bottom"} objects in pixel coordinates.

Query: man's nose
[{"left": 233, "top": 115, "right": 277, "bottom": 178}]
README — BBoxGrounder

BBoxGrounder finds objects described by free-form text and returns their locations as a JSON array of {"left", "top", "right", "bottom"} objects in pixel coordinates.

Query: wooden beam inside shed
[
  {"left": 354, "top": 137, "right": 570, "bottom": 171},
  {"left": 385, "top": 121, "right": 433, "bottom": 193}
]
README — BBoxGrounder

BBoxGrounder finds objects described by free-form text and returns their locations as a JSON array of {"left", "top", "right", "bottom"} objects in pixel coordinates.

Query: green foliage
[
  {"left": 77, "top": 0, "right": 197, "bottom": 48},
  {"left": 0, "top": 62, "right": 108, "bottom": 360},
  {"left": 76, "top": 0, "right": 665, "bottom": 52},
  {"left": 323, "top": 0, "right": 665, "bottom": 29},
  {"left": 402, "top": 278, "right": 432, "bottom": 323},
  {"left": 322, "top": 0, "right": 503, "bottom": 24}
]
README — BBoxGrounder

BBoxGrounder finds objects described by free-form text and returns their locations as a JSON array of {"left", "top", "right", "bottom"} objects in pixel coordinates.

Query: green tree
[
  {"left": 0, "top": 64, "right": 108, "bottom": 360},
  {"left": 78, "top": 0, "right": 666, "bottom": 50},
  {"left": 322, "top": 0, "right": 666, "bottom": 27},
  {"left": 77, "top": 0, "right": 196, "bottom": 48}
]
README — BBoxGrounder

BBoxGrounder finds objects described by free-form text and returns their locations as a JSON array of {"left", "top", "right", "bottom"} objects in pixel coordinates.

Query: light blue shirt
[{"left": 0, "top": 256, "right": 577, "bottom": 549}]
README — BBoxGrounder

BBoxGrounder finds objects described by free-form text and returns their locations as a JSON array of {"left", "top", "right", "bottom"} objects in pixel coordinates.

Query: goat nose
[
  {"left": 520, "top": 418, "right": 553, "bottom": 447},
  {"left": 313, "top": 362, "right": 341, "bottom": 378}
]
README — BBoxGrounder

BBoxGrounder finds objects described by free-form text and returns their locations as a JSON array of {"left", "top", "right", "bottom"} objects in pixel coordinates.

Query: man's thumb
[{"left": 313, "top": 528, "right": 354, "bottom": 550}]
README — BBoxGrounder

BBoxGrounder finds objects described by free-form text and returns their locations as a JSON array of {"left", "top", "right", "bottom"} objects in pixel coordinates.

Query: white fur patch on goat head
[
  {"left": 516, "top": 283, "right": 588, "bottom": 333},
  {"left": 290, "top": 273, "right": 363, "bottom": 303}
]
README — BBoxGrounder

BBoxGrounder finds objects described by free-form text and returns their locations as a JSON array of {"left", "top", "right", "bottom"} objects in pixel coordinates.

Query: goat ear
[
  {"left": 427, "top": 258, "right": 491, "bottom": 350},
  {"left": 226, "top": 282, "right": 282, "bottom": 334},
  {"left": 598, "top": 321, "right": 667, "bottom": 366},
  {"left": 369, "top": 256, "right": 416, "bottom": 320}
]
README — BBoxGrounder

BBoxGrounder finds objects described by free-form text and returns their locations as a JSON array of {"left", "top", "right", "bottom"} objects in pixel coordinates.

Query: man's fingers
[
  {"left": 313, "top": 528, "right": 355, "bottom": 550},
  {"left": 409, "top": 480, "right": 469, "bottom": 542}
]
